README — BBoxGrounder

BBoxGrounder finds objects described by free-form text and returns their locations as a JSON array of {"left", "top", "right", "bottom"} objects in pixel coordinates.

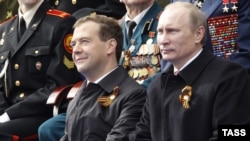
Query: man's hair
[
  {"left": 73, "top": 14, "right": 123, "bottom": 62},
  {"left": 165, "top": 2, "right": 207, "bottom": 45}
]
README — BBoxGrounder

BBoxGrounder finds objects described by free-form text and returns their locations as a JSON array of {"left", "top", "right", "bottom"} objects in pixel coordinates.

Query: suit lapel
[{"left": 5, "top": 18, "right": 19, "bottom": 56}]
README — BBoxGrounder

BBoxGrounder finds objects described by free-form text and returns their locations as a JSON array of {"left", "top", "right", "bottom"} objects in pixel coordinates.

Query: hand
[{"left": 0, "top": 112, "right": 10, "bottom": 123}]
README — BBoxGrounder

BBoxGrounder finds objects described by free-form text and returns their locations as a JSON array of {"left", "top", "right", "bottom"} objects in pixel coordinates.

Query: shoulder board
[
  {"left": 47, "top": 9, "right": 71, "bottom": 18},
  {"left": 0, "top": 15, "right": 17, "bottom": 26}
]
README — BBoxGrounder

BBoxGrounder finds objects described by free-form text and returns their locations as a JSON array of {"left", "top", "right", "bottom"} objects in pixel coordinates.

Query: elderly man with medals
[{"left": 120, "top": 0, "right": 170, "bottom": 87}]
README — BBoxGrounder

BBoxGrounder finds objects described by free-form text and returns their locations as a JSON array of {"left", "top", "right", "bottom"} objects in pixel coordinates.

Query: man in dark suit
[
  {"left": 131, "top": 2, "right": 250, "bottom": 141},
  {"left": 169, "top": 0, "right": 250, "bottom": 74},
  {"left": 60, "top": 14, "right": 146, "bottom": 141},
  {"left": 0, "top": 0, "right": 81, "bottom": 140},
  {"left": 38, "top": 1, "right": 126, "bottom": 140}
]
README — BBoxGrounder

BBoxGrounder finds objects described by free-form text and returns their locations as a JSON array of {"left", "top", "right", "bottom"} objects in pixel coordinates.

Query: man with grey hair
[{"left": 130, "top": 2, "right": 250, "bottom": 141}]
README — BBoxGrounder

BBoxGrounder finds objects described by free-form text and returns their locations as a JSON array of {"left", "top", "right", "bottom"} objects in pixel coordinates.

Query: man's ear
[
  {"left": 195, "top": 26, "right": 205, "bottom": 44},
  {"left": 107, "top": 38, "right": 117, "bottom": 55}
]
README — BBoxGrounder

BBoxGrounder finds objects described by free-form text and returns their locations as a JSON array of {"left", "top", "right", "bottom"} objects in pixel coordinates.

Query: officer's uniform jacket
[
  {"left": 61, "top": 66, "right": 146, "bottom": 141},
  {"left": 120, "top": 2, "right": 163, "bottom": 86},
  {"left": 0, "top": 1, "right": 81, "bottom": 119},
  {"left": 132, "top": 49, "right": 250, "bottom": 141}
]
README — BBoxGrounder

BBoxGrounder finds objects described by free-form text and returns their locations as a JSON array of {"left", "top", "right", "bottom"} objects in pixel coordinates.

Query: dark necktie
[
  {"left": 19, "top": 17, "right": 26, "bottom": 39},
  {"left": 127, "top": 21, "right": 136, "bottom": 41}
]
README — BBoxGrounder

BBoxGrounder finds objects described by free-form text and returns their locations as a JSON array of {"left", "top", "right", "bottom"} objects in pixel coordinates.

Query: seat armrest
[
  {"left": 47, "top": 85, "right": 73, "bottom": 116},
  {"left": 47, "top": 81, "right": 84, "bottom": 116},
  {"left": 67, "top": 81, "right": 83, "bottom": 99}
]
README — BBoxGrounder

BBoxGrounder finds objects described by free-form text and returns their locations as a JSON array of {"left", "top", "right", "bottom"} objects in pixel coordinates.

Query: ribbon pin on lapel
[
  {"left": 98, "top": 86, "right": 119, "bottom": 107},
  {"left": 179, "top": 85, "right": 192, "bottom": 109}
]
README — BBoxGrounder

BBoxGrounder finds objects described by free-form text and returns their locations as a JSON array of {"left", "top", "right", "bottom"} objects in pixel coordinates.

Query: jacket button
[
  {"left": 19, "top": 93, "right": 25, "bottom": 98},
  {"left": 35, "top": 50, "right": 39, "bottom": 55},
  {"left": 14, "top": 64, "right": 19, "bottom": 70},
  {"left": 15, "top": 80, "right": 20, "bottom": 86}
]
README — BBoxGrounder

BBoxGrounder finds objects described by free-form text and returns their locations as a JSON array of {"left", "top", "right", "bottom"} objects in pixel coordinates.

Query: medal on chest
[
  {"left": 179, "top": 86, "right": 193, "bottom": 109},
  {"left": 222, "top": 0, "right": 239, "bottom": 13}
]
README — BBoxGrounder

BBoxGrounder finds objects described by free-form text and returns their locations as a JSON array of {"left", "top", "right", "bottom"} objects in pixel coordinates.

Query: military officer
[
  {"left": 119, "top": 0, "right": 170, "bottom": 87},
  {"left": 0, "top": 0, "right": 81, "bottom": 140},
  {"left": 0, "top": 0, "right": 18, "bottom": 24}
]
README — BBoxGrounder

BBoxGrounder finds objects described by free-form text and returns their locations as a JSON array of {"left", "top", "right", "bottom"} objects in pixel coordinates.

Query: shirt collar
[
  {"left": 18, "top": 0, "right": 43, "bottom": 28},
  {"left": 125, "top": 3, "right": 153, "bottom": 30},
  {"left": 86, "top": 66, "right": 119, "bottom": 85},
  {"left": 174, "top": 48, "right": 203, "bottom": 72}
]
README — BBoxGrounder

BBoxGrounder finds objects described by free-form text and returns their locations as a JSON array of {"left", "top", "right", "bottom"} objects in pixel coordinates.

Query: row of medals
[
  {"left": 124, "top": 31, "right": 161, "bottom": 83},
  {"left": 208, "top": 14, "right": 238, "bottom": 59}
]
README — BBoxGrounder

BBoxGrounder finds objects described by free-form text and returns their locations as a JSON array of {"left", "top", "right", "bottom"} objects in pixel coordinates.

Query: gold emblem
[
  {"left": 123, "top": 51, "right": 131, "bottom": 69},
  {"left": 36, "top": 61, "right": 42, "bottom": 70},
  {"left": 128, "top": 69, "right": 134, "bottom": 78},
  {"left": 141, "top": 68, "right": 148, "bottom": 77},
  {"left": 179, "top": 86, "right": 192, "bottom": 109},
  {"left": 6, "top": 11, "right": 13, "bottom": 19},
  {"left": 151, "top": 55, "right": 158, "bottom": 65},
  {"left": 72, "top": 0, "right": 77, "bottom": 5},
  {"left": 133, "top": 69, "right": 139, "bottom": 79},
  {"left": 98, "top": 86, "right": 119, "bottom": 107},
  {"left": 154, "top": 44, "right": 160, "bottom": 55},
  {"left": 63, "top": 56, "right": 75, "bottom": 69},
  {"left": 64, "top": 34, "right": 73, "bottom": 54},
  {"left": 55, "top": 0, "right": 59, "bottom": 6}
]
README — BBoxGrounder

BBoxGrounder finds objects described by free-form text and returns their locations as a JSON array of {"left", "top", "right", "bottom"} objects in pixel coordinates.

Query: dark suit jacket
[
  {"left": 132, "top": 49, "right": 250, "bottom": 141},
  {"left": 0, "top": 1, "right": 81, "bottom": 119},
  {"left": 61, "top": 66, "right": 146, "bottom": 141}
]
